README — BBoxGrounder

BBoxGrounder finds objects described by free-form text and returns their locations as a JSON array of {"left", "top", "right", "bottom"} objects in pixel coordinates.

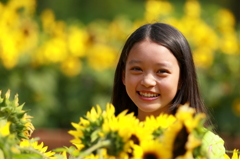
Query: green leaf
[
  {"left": 91, "top": 129, "right": 100, "bottom": 142},
  {"left": 201, "top": 131, "right": 225, "bottom": 159},
  {"left": 12, "top": 153, "right": 43, "bottom": 159},
  {"left": 52, "top": 147, "right": 68, "bottom": 152}
]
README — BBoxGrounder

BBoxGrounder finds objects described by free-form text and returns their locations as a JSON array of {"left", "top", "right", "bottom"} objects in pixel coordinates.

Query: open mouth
[{"left": 138, "top": 91, "right": 160, "bottom": 98}]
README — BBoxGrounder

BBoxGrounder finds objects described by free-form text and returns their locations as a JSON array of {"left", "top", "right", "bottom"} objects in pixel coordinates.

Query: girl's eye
[
  {"left": 157, "top": 69, "right": 168, "bottom": 74},
  {"left": 130, "top": 67, "right": 142, "bottom": 71}
]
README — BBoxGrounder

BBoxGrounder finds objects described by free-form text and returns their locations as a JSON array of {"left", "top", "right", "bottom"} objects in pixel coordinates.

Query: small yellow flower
[
  {"left": 184, "top": 0, "right": 201, "bottom": 18},
  {"left": 42, "top": 37, "right": 68, "bottom": 63},
  {"left": 40, "top": 9, "right": 56, "bottom": 33},
  {"left": 61, "top": 57, "right": 82, "bottom": 77},
  {"left": 193, "top": 47, "right": 214, "bottom": 68},
  {"left": 87, "top": 44, "right": 117, "bottom": 71},
  {"left": 215, "top": 9, "right": 236, "bottom": 31},
  {"left": 220, "top": 33, "right": 239, "bottom": 55},
  {"left": 145, "top": 0, "right": 173, "bottom": 21},
  {"left": 67, "top": 25, "right": 88, "bottom": 57}
]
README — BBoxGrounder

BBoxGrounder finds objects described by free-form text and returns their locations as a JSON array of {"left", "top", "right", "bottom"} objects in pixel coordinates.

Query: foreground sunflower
[
  {"left": 67, "top": 103, "right": 228, "bottom": 159},
  {"left": 69, "top": 104, "right": 134, "bottom": 158},
  {"left": 143, "top": 113, "right": 176, "bottom": 139},
  {"left": 0, "top": 90, "right": 35, "bottom": 140},
  {"left": 19, "top": 139, "right": 56, "bottom": 159},
  {"left": 0, "top": 90, "right": 60, "bottom": 159},
  {"left": 101, "top": 109, "right": 142, "bottom": 158},
  {"left": 1, "top": 90, "right": 238, "bottom": 158},
  {"left": 132, "top": 140, "right": 171, "bottom": 159},
  {"left": 69, "top": 105, "right": 105, "bottom": 151}
]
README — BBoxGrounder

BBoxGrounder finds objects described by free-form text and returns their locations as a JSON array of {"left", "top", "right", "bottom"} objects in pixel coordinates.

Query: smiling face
[{"left": 122, "top": 39, "right": 180, "bottom": 121}]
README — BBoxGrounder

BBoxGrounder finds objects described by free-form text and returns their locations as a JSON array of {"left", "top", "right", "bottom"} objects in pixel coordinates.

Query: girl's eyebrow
[
  {"left": 156, "top": 62, "right": 172, "bottom": 67},
  {"left": 128, "top": 60, "right": 142, "bottom": 65},
  {"left": 128, "top": 59, "right": 172, "bottom": 67}
]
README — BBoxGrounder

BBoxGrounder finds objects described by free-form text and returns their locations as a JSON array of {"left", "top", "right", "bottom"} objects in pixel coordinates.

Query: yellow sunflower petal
[{"left": 0, "top": 121, "right": 11, "bottom": 136}]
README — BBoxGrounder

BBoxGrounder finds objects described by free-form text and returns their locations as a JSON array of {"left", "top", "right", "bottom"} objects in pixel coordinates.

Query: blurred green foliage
[
  {"left": 0, "top": 0, "right": 239, "bottom": 136},
  {"left": 36, "top": 0, "right": 146, "bottom": 24}
]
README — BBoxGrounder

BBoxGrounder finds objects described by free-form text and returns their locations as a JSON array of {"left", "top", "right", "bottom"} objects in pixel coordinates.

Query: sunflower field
[{"left": 0, "top": 0, "right": 240, "bottom": 157}]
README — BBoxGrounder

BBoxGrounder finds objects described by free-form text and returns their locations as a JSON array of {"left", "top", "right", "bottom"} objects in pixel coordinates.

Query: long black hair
[{"left": 111, "top": 22, "right": 210, "bottom": 123}]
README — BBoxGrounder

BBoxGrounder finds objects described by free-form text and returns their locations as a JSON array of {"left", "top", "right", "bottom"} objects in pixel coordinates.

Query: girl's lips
[{"left": 137, "top": 91, "right": 160, "bottom": 101}]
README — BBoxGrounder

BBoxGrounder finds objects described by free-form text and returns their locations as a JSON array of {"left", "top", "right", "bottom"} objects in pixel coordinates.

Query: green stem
[
  {"left": 226, "top": 150, "right": 240, "bottom": 154},
  {"left": 77, "top": 140, "right": 111, "bottom": 159}
]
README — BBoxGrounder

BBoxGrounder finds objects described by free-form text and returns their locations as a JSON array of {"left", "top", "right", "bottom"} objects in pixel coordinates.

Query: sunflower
[
  {"left": 69, "top": 118, "right": 90, "bottom": 150},
  {"left": 102, "top": 103, "right": 116, "bottom": 120},
  {"left": 68, "top": 104, "right": 120, "bottom": 158},
  {"left": 132, "top": 140, "right": 171, "bottom": 159},
  {"left": 143, "top": 114, "right": 176, "bottom": 139},
  {"left": 19, "top": 139, "right": 56, "bottom": 159},
  {"left": 87, "top": 148, "right": 120, "bottom": 159},
  {"left": 164, "top": 104, "right": 209, "bottom": 158},
  {"left": 175, "top": 103, "right": 206, "bottom": 133},
  {"left": 175, "top": 133, "right": 202, "bottom": 159},
  {"left": 102, "top": 110, "right": 141, "bottom": 158},
  {"left": 69, "top": 105, "right": 105, "bottom": 150},
  {"left": 22, "top": 113, "right": 35, "bottom": 138},
  {"left": 0, "top": 90, "right": 35, "bottom": 140},
  {"left": 102, "top": 110, "right": 141, "bottom": 140},
  {"left": 82, "top": 154, "right": 100, "bottom": 159},
  {"left": 163, "top": 119, "right": 188, "bottom": 158},
  {"left": 86, "top": 105, "right": 103, "bottom": 122}
]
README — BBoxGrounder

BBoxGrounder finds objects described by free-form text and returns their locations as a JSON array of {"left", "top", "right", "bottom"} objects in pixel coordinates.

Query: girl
[
  {"left": 112, "top": 22, "right": 207, "bottom": 119},
  {"left": 111, "top": 22, "right": 225, "bottom": 158}
]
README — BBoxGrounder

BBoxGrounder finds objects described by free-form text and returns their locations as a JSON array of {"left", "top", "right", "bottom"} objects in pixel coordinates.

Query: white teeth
[{"left": 139, "top": 92, "right": 159, "bottom": 97}]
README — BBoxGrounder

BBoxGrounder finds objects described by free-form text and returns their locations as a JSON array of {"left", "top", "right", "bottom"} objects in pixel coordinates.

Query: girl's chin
[
  {"left": 138, "top": 106, "right": 163, "bottom": 114},
  {"left": 137, "top": 103, "right": 169, "bottom": 114}
]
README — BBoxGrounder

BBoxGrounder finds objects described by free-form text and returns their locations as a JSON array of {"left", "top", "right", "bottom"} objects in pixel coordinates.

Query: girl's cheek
[{"left": 125, "top": 76, "right": 136, "bottom": 85}]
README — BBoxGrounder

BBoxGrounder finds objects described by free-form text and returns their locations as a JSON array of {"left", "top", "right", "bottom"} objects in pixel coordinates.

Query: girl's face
[{"left": 122, "top": 40, "right": 180, "bottom": 121}]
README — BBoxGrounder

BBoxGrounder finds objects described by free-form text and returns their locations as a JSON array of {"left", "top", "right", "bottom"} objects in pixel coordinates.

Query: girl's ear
[{"left": 122, "top": 70, "right": 125, "bottom": 85}]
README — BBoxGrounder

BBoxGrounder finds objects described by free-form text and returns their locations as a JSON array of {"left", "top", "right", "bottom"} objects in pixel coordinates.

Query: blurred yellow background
[{"left": 0, "top": 0, "right": 239, "bottom": 149}]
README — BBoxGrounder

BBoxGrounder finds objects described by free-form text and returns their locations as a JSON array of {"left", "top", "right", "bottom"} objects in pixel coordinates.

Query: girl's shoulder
[{"left": 201, "top": 129, "right": 225, "bottom": 159}]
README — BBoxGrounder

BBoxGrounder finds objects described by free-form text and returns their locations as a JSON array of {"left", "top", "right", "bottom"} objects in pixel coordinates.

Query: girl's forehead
[{"left": 125, "top": 40, "right": 179, "bottom": 68}]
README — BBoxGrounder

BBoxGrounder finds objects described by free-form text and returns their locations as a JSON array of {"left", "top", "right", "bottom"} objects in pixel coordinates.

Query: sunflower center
[
  {"left": 130, "top": 134, "right": 140, "bottom": 145},
  {"left": 143, "top": 152, "right": 159, "bottom": 159}
]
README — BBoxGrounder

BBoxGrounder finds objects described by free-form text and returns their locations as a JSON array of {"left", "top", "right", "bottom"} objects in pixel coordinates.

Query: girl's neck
[{"left": 137, "top": 107, "right": 170, "bottom": 121}]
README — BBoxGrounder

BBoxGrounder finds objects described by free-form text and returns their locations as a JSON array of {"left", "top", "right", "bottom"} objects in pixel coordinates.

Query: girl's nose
[{"left": 141, "top": 74, "right": 156, "bottom": 87}]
